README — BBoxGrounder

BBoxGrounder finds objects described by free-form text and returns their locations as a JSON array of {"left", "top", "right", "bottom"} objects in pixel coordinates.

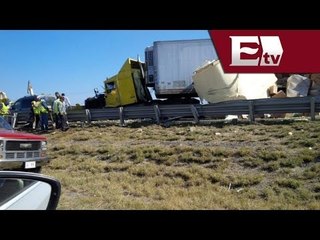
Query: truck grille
[
  {"left": 5, "top": 151, "right": 41, "bottom": 159},
  {"left": 5, "top": 153, "right": 14, "bottom": 159},
  {"left": 17, "top": 152, "right": 25, "bottom": 158},
  {"left": 5, "top": 141, "right": 41, "bottom": 151}
]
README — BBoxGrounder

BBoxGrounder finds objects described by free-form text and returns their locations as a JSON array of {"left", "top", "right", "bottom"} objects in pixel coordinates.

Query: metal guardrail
[
  {"left": 89, "top": 108, "right": 120, "bottom": 121},
  {"left": 10, "top": 96, "right": 320, "bottom": 128},
  {"left": 66, "top": 109, "right": 89, "bottom": 123}
]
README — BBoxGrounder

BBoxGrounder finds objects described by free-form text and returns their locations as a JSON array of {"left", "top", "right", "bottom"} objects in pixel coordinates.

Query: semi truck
[{"left": 85, "top": 39, "right": 216, "bottom": 108}]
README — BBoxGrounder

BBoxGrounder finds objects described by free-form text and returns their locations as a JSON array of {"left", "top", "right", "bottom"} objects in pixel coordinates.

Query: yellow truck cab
[{"left": 104, "top": 58, "right": 151, "bottom": 107}]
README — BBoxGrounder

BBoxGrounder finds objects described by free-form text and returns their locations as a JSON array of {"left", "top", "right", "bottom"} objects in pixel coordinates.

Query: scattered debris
[
  {"left": 236, "top": 188, "right": 244, "bottom": 193},
  {"left": 224, "top": 115, "right": 238, "bottom": 123},
  {"left": 287, "top": 74, "right": 311, "bottom": 97},
  {"left": 190, "top": 127, "right": 196, "bottom": 132}
]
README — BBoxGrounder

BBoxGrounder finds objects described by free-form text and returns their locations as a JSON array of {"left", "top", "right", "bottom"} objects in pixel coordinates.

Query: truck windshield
[{"left": 0, "top": 117, "right": 13, "bottom": 131}]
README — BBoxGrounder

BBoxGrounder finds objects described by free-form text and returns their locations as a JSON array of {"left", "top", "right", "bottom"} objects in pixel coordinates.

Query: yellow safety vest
[
  {"left": 39, "top": 100, "right": 48, "bottom": 114},
  {"left": 0, "top": 102, "right": 9, "bottom": 115},
  {"left": 32, "top": 101, "right": 41, "bottom": 115},
  {"left": 53, "top": 99, "right": 60, "bottom": 114}
]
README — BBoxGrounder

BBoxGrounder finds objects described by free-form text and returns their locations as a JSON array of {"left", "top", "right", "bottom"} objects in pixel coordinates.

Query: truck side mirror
[{"left": 0, "top": 171, "right": 61, "bottom": 210}]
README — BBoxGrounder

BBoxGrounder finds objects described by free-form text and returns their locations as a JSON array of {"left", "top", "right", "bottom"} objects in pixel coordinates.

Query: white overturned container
[
  {"left": 192, "top": 60, "right": 277, "bottom": 103},
  {"left": 192, "top": 60, "right": 240, "bottom": 103}
]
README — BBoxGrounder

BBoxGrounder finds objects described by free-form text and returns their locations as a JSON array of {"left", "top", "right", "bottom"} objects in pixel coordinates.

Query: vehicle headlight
[
  {"left": 0, "top": 140, "right": 3, "bottom": 151},
  {"left": 41, "top": 141, "right": 47, "bottom": 150},
  {"left": 0, "top": 140, "right": 3, "bottom": 158}
]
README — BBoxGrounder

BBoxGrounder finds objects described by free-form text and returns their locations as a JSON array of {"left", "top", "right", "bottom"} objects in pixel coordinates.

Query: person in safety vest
[
  {"left": 31, "top": 99, "right": 41, "bottom": 130},
  {"left": 0, "top": 99, "right": 11, "bottom": 123},
  {"left": 0, "top": 100, "right": 10, "bottom": 116},
  {"left": 37, "top": 96, "right": 50, "bottom": 132},
  {"left": 52, "top": 92, "right": 61, "bottom": 129}
]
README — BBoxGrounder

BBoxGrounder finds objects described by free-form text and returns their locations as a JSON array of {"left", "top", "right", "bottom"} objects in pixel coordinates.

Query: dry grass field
[{"left": 41, "top": 119, "right": 320, "bottom": 209}]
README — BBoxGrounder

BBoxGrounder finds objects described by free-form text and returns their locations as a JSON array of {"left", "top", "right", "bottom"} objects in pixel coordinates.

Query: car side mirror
[{"left": 0, "top": 171, "right": 61, "bottom": 210}]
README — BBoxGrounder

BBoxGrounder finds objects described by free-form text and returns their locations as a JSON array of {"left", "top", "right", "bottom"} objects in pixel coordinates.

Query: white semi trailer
[{"left": 145, "top": 39, "right": 217, "bottom": 100}]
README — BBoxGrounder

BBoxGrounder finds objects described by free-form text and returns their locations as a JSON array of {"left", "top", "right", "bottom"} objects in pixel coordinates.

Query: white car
[{"left": 0, "top": 171, "right": 61, "bottom": 210}]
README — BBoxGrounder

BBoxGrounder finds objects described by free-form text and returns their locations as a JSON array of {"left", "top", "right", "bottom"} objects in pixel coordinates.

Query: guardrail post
[
  {"left": 190, "top": 105, "right": 199, "bottom": 124},
  {"left": 310, "top": 97, "right": 315, "bottom": 121},
  {"left": 119, "top": 107, "right": 125, "bottom": 126},
  {"left": 248, "top": 101, "right": 255, "bottom": 123},
  {"left": 153, "top": 105, "right": 160, "bottom": 124},
  {"left": 85, "top": 109, "right": 91, "bottom": 124}
]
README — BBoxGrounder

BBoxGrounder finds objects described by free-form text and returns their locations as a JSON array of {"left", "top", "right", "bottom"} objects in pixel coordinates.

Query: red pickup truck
[{"left": 0, "top": 116, "right": 49, "bottom": 173}]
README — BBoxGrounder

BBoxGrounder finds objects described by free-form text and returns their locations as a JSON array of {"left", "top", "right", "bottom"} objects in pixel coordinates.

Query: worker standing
[
  {"left": 58, "top": 96, "right": 69, "bottom": 131},
  {"left": 61, "top": 93, "right": 71, "bottom": 109},
  {"left": 52, "top": 92, "right": 61, "bottom": 129},
  {"left": 38, "top": 97, "right": 50, "bottom": 132},
  {"left": 0, "top": 100, "right": 9, "bottom": 116},
  {"left": 61, "top": 93, "right": 71, "bottom": 126},
  {"left": 0, "top": 100, "right": 10, "bottom": 123},
  {"left": 31, "top": 99, "right": 41, "bottom": 130}
]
